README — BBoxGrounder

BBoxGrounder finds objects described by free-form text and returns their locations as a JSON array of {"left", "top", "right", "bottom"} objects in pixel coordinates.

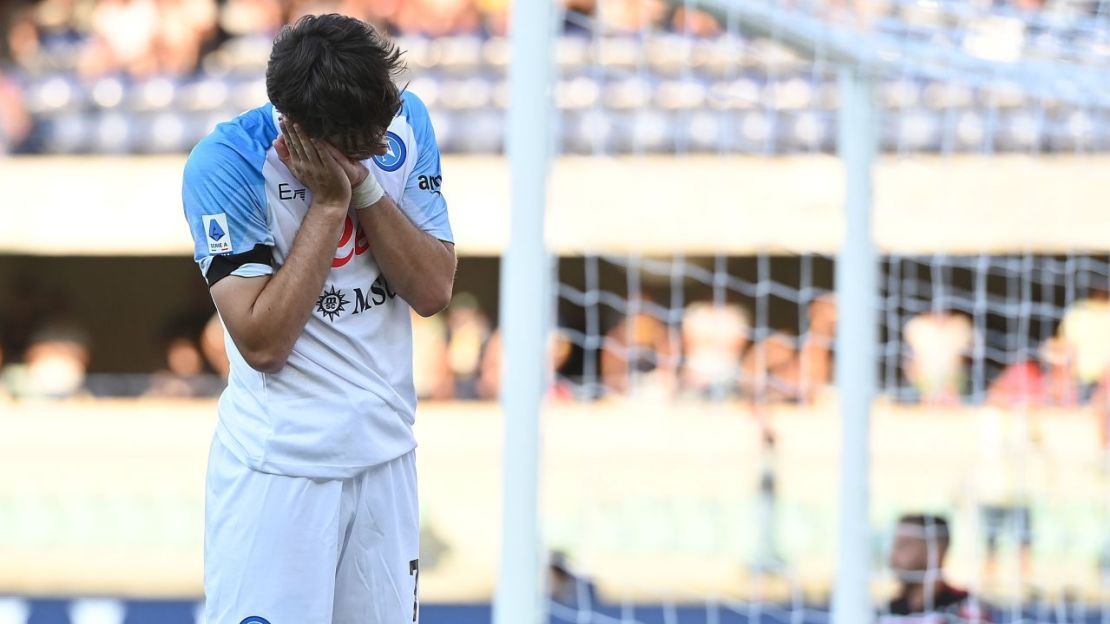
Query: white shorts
[{"left": 204, "top": 436, "right": 420, "bottom": 624}]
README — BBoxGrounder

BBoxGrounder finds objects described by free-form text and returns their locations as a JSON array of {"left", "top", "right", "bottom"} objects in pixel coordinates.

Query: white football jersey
[{"left": 182, "top": 92, "right": 452, "bottom": 478}]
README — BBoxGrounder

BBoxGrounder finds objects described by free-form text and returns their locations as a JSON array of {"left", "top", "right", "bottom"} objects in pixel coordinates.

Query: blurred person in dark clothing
[
  {"left": 0, "top": 276, "right": 52, "bottom": 366},
  {"left": 0, "top": 343, "right": 8, "bottom": 401},
  {"left": 882, "top": 514, "right": 988, "bottom": 623},
  {"left": 547, "top": 551, "right": 598, "bottom": 611}
]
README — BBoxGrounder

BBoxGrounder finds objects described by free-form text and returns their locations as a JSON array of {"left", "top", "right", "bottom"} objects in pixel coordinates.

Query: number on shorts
[{"left": 409, "top": 559, "right": 420, "bottom": 623}]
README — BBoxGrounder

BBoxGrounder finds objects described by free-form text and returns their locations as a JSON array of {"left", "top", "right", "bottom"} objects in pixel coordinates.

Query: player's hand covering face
[
  {"left": 274, "top": 118, "right": 352, "bottom": 208},
  {"left": 320, "top": 142, "right": 374, "bottom": 191},
  {"left": 329, "top": 129, "right": 391, "bottom": 161}
]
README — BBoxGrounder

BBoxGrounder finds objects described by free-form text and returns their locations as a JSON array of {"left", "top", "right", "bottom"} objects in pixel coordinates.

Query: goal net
[{"left": 534, "top": 1, "right": 1110, "bottom": 622}]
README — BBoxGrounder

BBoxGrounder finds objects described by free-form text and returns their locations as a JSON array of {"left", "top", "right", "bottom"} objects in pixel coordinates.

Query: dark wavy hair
[
  {"left": 898, "top": 514, "right": 950, "bottom": 550},
  {"left": 266, "top": 14, "right": 404, "bottom": 158}
]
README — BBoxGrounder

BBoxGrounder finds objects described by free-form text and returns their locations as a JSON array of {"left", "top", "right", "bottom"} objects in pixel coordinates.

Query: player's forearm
[
  {"left": 356, "top": 196, "right": 456, "bottom": 317},
  {"left": 241, "top": 203, "right": 347, "bottom": 369}
]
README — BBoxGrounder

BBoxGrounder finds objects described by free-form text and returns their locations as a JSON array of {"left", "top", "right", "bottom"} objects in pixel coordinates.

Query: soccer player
[
  {"left": 882, "top": 514, "right": 988, "bottom": 623},
  {"left": 181, "top": 14, "right": 455, "bottom": 624}
]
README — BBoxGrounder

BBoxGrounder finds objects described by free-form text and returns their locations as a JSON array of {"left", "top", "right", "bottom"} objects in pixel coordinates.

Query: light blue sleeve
[
  {"left": 181, "top": 118, "right": 276, "bottom": 283},
  {"left": 401, "top": 92, "right": 454, "bottom": 243}
]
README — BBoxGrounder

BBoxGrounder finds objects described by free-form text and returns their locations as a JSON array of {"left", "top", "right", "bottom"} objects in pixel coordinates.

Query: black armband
[{"left": 206, "top": 243, "right": 274, "bottom": 287}]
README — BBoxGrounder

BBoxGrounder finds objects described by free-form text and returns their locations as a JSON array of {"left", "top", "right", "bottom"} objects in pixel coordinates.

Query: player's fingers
[
  {"left": 321, "top": 142, "right": 362, "bottom": 182},
  {"left": 317, "top": 140, "right": 354, "bottom": 179},
  {"left": 303, "top": 135, "right": 330, "bottom": 170},
  {"left": 273, "top": 135, "right": 290, "bottom": 162},
  {"left": 320, "top": 140, "right": 343, "bottom": 162},
  {"left": 295, "top": 127, "right": 319, "bottom": 169},
  {"left": 289, "top": 122, "right": 325, "bottom": 169},
  {"left": 323, "top": 141, "right": 359, "bottom": 169},
  {"left": 280, "top": 118, "right": 306, "bottom": 163}
]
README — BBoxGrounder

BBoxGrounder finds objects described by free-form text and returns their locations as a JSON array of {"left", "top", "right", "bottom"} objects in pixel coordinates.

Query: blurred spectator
[
  {"left": 4, "top": 5, "right": 41, "bottom": 69},
  {"left": 903, "top": 310, "right": 975, "bottom": 404},
  {"left": 549, "top": 329, "right": 574, "bottom": 400},
  {"left": 77, "top": 0, "right": 217, "bottom": 78},
  {"left": 445, "top": 293, "right": 491, "bottom": 399},
  {"left": 389, "top": 0, "right": 484, "bottom": 37},
  {"left": 200, "top": 313, "right": 229, "bottom": 379},
  {"left": 736, "top": 296, "right": 836, "bottom": 405},
  {"left": 740, "top": 331, "right": 801, "bottom": 402},
  {"left": 476, "top": 328, "right": 499, "bottom": 400},
  {"left": 0, "top": 69, "right": 30, "bottom": 153},
  {"left": 477, "top": 329, "right": 573, "bottom": 401},
  {"left": 669, "top": 5, "right": 722, "bottom": 37},
  {"left": 0, "top": 343, "right": 8, "bottom": 401},
  {"left": 987, "top": 337, "right": 1078, "bottom": 408},
  {"left": 476, "top": 0, "right": 509, "bottom": 36},
  {"left": 562, "top": 0, "right": 594, "bottom": 34},
  {"left": 797, "top": 294, "right": 836, "bottom": 403},
  {"left": 1, "top": 276, "right": 53, "bottom": 363},
  {"left": 219, "top": 0, "right": 283, "bottom": 38},
  {"left": 1091, "top": 368, "right": 1110, "bottom": 451},
  {"left": 547, "top": 551, "right": 598, "bottom": 611},
  {"left": 1059, "top": 286, "right": 1110, "bottom": 394},
  {"left": 594, "top": 0, "right": 661, "bottom": 34},
  {"left": 3, "top": 321, "right": 91, "bottom": 399},
  {"left": 79, "top": 0, "right": 160, "bottom": 77},
  {"left": 679, "top": 302, "right": 748, "bottom": 400},
  {"left": 145, "top": 326, "right": 222, "bottom": 398},
  {"left": 979, "top": 499, "right": 1033, "bottom": 584},
  {"left": 411, "top": 309, "right": 454, "bottom": 400},
  {"left": 972, "top": 404, "right": 1041, "bottom": 583},
  {"left": 600, "top": 306, "right": 677, "bottom": 398},
  {"left": 882, "top": 514, "right": 988, "bottom": 623}
]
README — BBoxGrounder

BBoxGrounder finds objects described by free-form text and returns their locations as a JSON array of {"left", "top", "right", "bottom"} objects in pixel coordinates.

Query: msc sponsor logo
[
  {"left": 417, "top": 175, "right": 441, "bottom": 193},
  {"left": 352, "top": 275, "right": 398, "bottom": 315},
  {"left": 315, "top": 285, "right": 348, "bottom": 322},
  {"left": 240, "top": 618, "right": 271, "bottom": 624},
  {"left": 374, "top": 131, "right": 406, "bottom": 172},
  {"left": 313, "top": 276, "right": 397, "bottom": 321}
]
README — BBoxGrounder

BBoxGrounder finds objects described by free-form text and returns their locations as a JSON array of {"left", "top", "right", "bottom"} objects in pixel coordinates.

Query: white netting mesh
[{"left": 542, "top": 1, "right": 1110, "bottom": 622}]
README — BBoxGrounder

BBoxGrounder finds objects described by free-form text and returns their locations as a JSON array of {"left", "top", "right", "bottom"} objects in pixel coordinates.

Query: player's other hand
[
  {"left": 275, "top": 118, "right": 351, "bottom": 211},
  {"left": 321, "top": 142, "right": 370, "bottom": 190}
]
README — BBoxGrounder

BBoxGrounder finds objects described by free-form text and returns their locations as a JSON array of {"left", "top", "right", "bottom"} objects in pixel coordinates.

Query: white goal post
[{"left": 495, "top": 2, "right": 1110, "bottom": 624}]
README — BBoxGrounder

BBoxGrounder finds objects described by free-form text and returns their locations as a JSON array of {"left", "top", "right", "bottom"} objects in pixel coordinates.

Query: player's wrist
[
  {"left": 351, "top": 173, "right": 385, "bottom": 210},
  {"left": 312, "top": 199, "right": 350, "bottom": 218}
]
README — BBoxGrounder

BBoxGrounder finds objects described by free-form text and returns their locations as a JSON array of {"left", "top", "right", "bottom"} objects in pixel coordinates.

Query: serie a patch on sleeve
[{"left": 202, "top": 213, "right": 233, "bottom": 255}]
